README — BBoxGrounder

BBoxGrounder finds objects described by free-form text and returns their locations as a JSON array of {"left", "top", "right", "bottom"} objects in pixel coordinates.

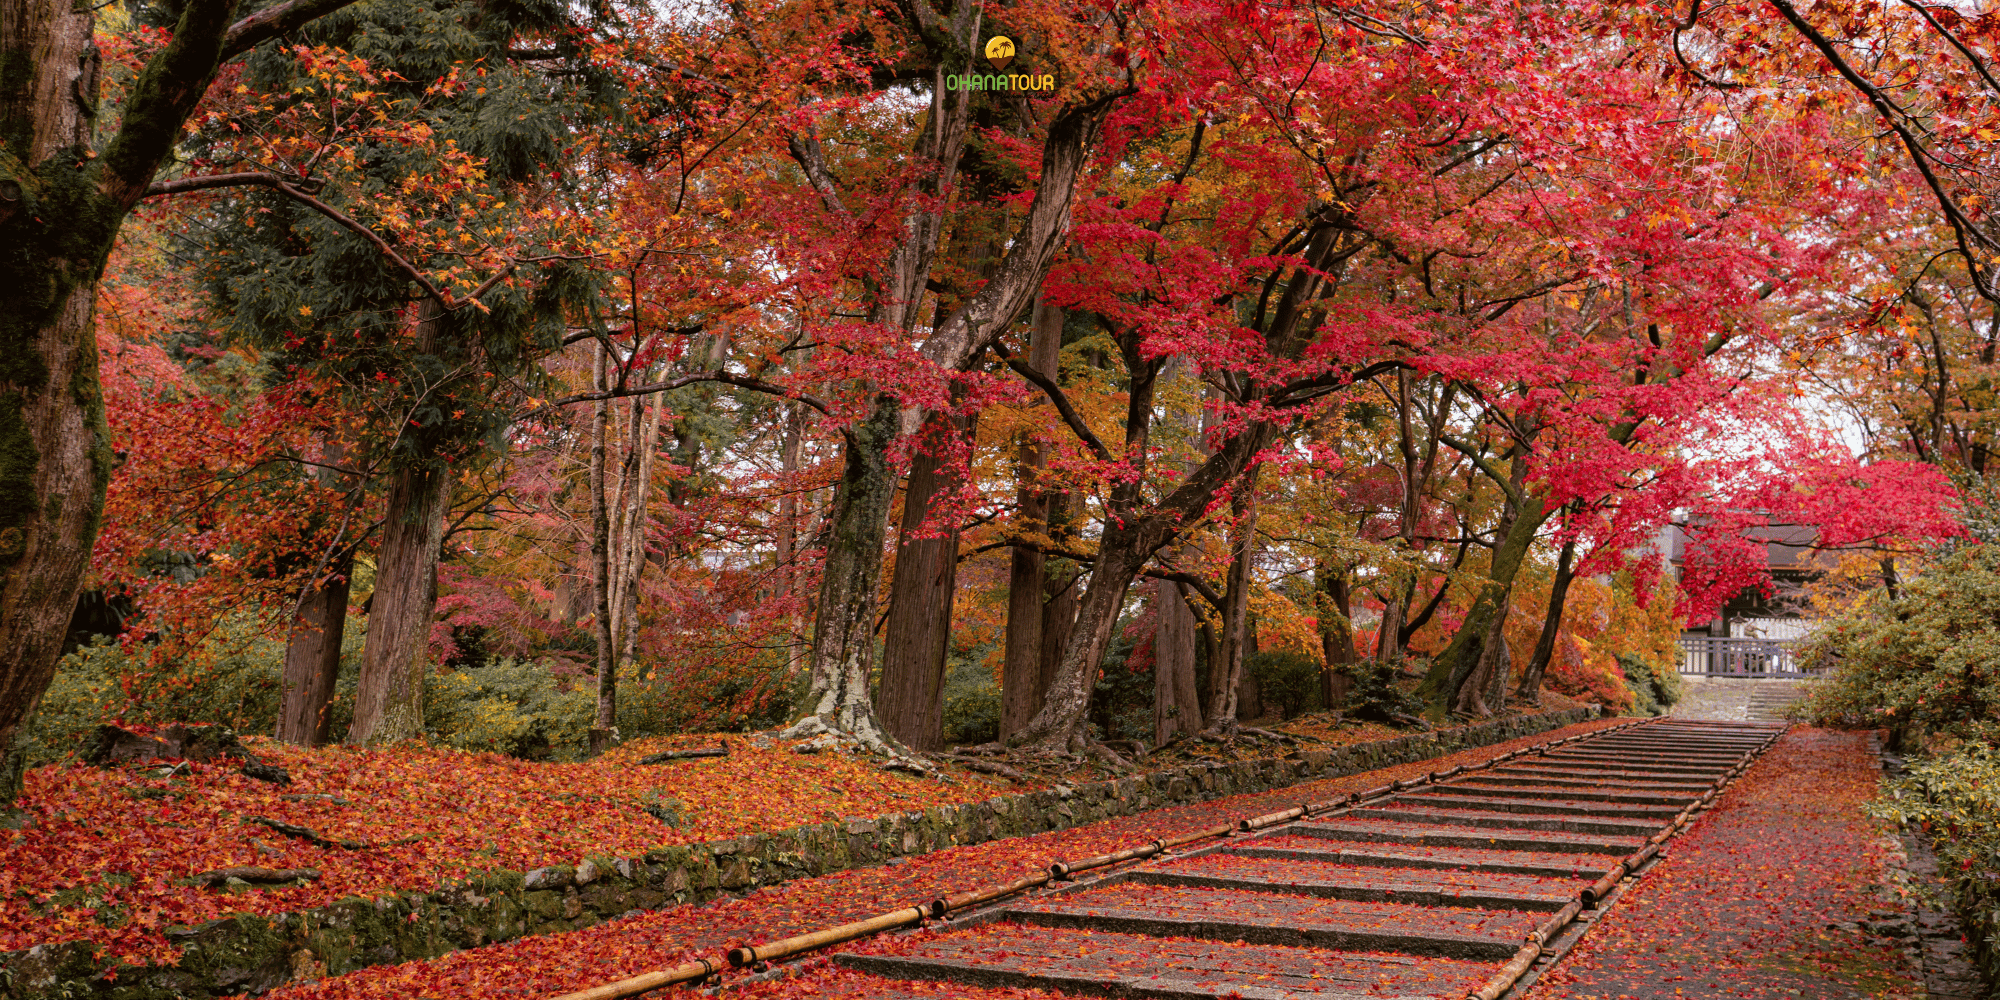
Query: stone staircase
[{"left": 1671, "top": 679, "right": 1806, "bottom": 722}]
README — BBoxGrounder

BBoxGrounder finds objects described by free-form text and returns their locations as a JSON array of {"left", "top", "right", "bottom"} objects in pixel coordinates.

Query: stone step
[
  {"left": 841, "top": 924, "right": 1497, "bottom": 999},
  {"left": 1494, "top": 764, "right": 1726, "bottom": 783},
  {"left": 1425, "top": 781, "right": 1700, "bottom": 806},
  {"left": 1391, "top": 791, "right": 1682, "bottom": 820},
  {"left": 1532, "top": 754, "right": 1734, "bottom": 774},
  {"left": 1461, "top": 773, "right": 1710, "bottom": 793},
  {"left": 1350, "top": 804, "right": 1663, "bottom": 838},
  {"left": 1291, "top": 817, "right": 1644, "bottom": 855},
  {"left": 1004, "top": 883, "right": 1540, "bottom": 959},
  {"left": 1128, "top": 853, "right": 1578, "bottom": 910},
  {"left": 1229, "top": 835, "right": 1615, "bottom": 878}
]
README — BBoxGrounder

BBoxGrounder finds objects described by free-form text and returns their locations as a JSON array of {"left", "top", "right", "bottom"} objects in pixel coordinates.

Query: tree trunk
[
  {"left": 587, "top": 343, "right": 618, "bottom": 754},
  {"left": 877, "top": 412, "right": 969, "bottom": 751},
  {"left": 0, "top": 3, "right": 122, "bottom": 805},
  {"left": 784, "top": 395, "right": 901, "bottom": 746},
  {"left": 1452, "top": 596, "right": 1513, "bottom": 718},
  {"left": 1010, "top": 538, "right": 1146, "bottom": 752},
  {"left": 1516, "top": 536, "right": 1577, "bottom": 703},
  {"left": 1418, "top": 492, "right": 1552, "bottom": 713},
  {"left": 344, "top": 459, "right": 453, "bottom": 744},
  {"left": 1375, "top": 599, "right": 1405, "bottom": 661},
  {"left": 1037, "top": 491, "right": 1079, "bottom": 706},
  {"left": 277, "top": 550, "right": 351, "bottom": 745},
  {"left": 1002, "top": 297, "right": 1063, "bottom": 740},
  {"left": 1204, "top": 472, "right": 1260, "bottom": 730},
  {"left": 1, "top": 0, "right": 369, "bottom": 802},
  {"left": 776, "top": 400, "right": 808, "bottom": 676},
  {"left": 615, "top": 395, "right": 661, "bottom": 670},
  {"left": 1317, "top": 562, "right": 1355, "bottom": 710},
  {"left": 1152, "top": 578, "right": 1201, "bottom": 747}
]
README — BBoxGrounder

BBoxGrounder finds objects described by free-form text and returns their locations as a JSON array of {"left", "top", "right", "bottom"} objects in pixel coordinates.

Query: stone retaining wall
[{"left": 1, "top": 706, "right": 1596, "bottom": 999}]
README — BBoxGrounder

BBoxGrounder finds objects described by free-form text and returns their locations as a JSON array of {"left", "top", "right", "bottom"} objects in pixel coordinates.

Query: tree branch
[
  {"left": 994, "top": 342, "right": 1113, "bottom": 462},
  {"left": 143, "top": 171, "right": 512, "bottom": 312},
  {"left": 221, "top": 0, "right": 366, "bottom": 62}
]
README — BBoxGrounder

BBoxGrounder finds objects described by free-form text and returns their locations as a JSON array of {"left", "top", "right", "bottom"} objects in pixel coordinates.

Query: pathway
[
  {"left": 1672, "top": 678, "right": 1808, "bottom": 722},
  {"left": 829, "top": 720, "right": 1785, "bottom": 998}
]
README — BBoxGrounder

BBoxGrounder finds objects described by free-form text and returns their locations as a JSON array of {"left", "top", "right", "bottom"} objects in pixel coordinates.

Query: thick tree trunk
[
  {"left": 277, "top": 550, "right": 351, "bottom": 745},
  {"left": 1452, "top": 598, "right": 1513, "bottom": 717},
  {"left": 1317, "top": 563, "right": 1355, "bottom": 710},
  {"left": 344, "top": 459, "right": 453, "bottom": 744},
  {"left": 1010, "top": 538, "right": 1146, "bottom": 752},
  {"left": 0, "top": 0, "right": 367, "bottom": 802},
  {"left": 1204, "top": 474, "right": 1260, "bottom": 730},
  {"left": 0, "top": 3, "right": 118, "bottom": 805},
  {"left": 1418, "top": 492, "right": 1552, "bottom": 713},
  {"left": 1152, "top": 578, "right": 1201, "bottom": 747},
  {"left": 877, "top": 412, "right": 969, "bottom": 751},
  {"left": 1374, "top": 599, "right": 1405, "bottom": 661},
  {"left": 784, "top": 395, "right": 900, "bottom": 746},
  {"left": 1516, "top": 537, "right": 1576, "bottom": 703},
  {"left": 1002, "top": 298, "right": 1064, "bottom": 740},
  {"left": 1037, "top": 491, "right": 1079, "bottom": 702}
]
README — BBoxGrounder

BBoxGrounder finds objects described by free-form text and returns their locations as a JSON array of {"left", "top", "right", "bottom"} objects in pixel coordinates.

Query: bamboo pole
[
  {"left": 1238, "top": 805, "right": 1306, "bottom": 832},
  {"left": 726, "top": 906, "right": 926, "bottom": 967},
  {"left": 929, "top": 872, "right": 1051, "bottom": 918},
  {"left": 549, "top": 959, "right": 716, "bottom": 1000}
]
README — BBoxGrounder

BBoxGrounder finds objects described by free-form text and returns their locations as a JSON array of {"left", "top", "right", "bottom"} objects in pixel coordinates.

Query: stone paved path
[
  {"left": 1671, "top": 678, "right": 1807, "bottom": 722},
  {"left": 835, "top": 721, "right": 1784, "bottom": 998},
  {"left": 1521, "top": 728, "right": 1935, "bottom": 999}
]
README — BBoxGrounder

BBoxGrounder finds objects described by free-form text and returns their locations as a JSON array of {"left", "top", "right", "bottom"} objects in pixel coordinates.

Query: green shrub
[
  {"left": 29, "top": 614, "right": 317, "bottom": 765},
  {"left": 1346, "top": 658, "right": 1428, "bottom": 725},
  {"left": 940, "top": 656, "right": 1001, "bottom": 747},
  {"left": 424, "top": 659, "right": 595, "bottom": 759},
  {"left": 1798, "top": 544, "right": 2000, "bottom": 739},
  {"left": 1247, "top": 650, "right": 1323, "bottom": 720},
  {"left": 1618, "top": 653, "right": 1682, "bottom": 717}
]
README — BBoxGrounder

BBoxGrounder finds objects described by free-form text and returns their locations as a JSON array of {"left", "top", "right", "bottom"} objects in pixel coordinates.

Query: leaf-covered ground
[
  {"left": 0, "top": 735, "right": 1004, "bottom": 964},
  {"left": 233, "top": 717, "right": 1627, "bottom": 1000},
  {"left": 2, "top": 704, "right": 1598, "bottom": 967},
  {"left": 1525, "top": 727, "right": 1919, "bottom": 1000}
]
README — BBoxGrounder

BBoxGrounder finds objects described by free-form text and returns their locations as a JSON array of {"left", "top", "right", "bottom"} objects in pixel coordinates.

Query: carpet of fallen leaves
[
  {"left": 239, "top": 717, "right": 1627, "bottom": 1000},
  {"left": 1525, "top": 727, "right": 1919, "bottom": 1000},
  {"left": 0, "top": 735, "right": 1009, "bottom": 964}
]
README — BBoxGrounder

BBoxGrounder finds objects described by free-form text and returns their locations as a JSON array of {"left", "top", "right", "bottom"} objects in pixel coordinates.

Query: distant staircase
[{"left": 1745, "top": 683, "right": 1804, "bottom": 722}]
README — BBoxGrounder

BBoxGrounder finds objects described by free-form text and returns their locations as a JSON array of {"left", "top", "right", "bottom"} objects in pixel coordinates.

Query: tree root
[
  {"left": 934, "top": 753, "right": 1028, "bottom": 783},
  {"left": 196, "top": 866, "right": 320, "bottom": 888},
  {"left": 248, "top": 816, "right": 426, "bottom": 851}
]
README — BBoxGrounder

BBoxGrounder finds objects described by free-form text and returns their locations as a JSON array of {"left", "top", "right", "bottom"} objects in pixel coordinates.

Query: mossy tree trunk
[{"left": 0, "top": 0, "right": 362, "bottom": 803}]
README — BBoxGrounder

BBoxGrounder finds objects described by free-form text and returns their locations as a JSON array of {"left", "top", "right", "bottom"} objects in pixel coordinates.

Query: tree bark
[
  {"left": 277, "top": 550, "right": 351, "bottom": 745},
  {"left": 343, "top": 458, "right": 453, "bottom": 745},
  {"left": 776, "top": 400, "right": 808, "bottom": 676},
  {"left": 1418, "top": 491, "right": 1552, "bottom": 713},
  {"left": 1002, "top": 297, "right": 1064, "bottom": 740},
  {"left": 614, "top": 394, "right": 661, "bottom": 672},
  {"left": 1515, "top": 536, "right": 1577, "bottom": 703},
  {"left": 877, "top": 412, "right": 969, "bottom": 751},
  {"left": 1317, "top": 562, "right": 1356, "bottom": 710},
  {"left": 587, "top": 342, "right": 617, "bottom": 753},
  {"left": 1204, "top": 472, "right": 1260, "bottom": 730},
  {"left": 1152, "top": 578, "right": 1201, "bottom": 746},
  {"left": 784, "top": 396, "right": 901, "bottom": 745}
]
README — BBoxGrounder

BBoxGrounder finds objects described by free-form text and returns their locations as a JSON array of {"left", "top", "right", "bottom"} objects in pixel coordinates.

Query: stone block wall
[{"left": 0, "top": 706, "right": 1596, "bottom": 999}]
